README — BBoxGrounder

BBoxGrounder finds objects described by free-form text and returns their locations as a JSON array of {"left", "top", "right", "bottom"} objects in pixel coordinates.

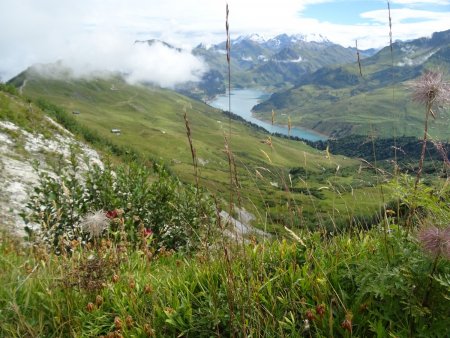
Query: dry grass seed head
[
  {"left": 80, "top": 210, "right": 110, "bottom": 238},
  {"left": 412, "top": 70, "right": 450, "bottom": 108},
  {"left": 417, "top": 226, "right": 450, "bottom": 259}
]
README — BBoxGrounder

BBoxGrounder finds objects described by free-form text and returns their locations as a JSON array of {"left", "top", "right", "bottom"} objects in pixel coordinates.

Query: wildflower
[
  {"left": 341, "top": 312, "right": 353, "bottom": 333},
  {"left": 95, "top": 295, "right": 103, "bottom": 306},
  {"left": 411, "top": 70, "right": 450, "bottom": 191},
  {"left": 316, "top": 304, "right": 326, "bottom": 318},
  {"left": 144, "top": 284, "right": 153, "bottom": 294},
  {"left": 144, "top": 324, "right": 155, "bottom": 336},
  {"left": 303, "top": 319, "right": 310, "bottom": 331},
  {"left": 126, "top": 315, "right": 133, "bottom": 328},
  {"left": 86, "top": 302, "right": 95, "bottom": 312},
  {"left": 305, "top": 309, "right": 315, "bottom": 321},
  {"left": 80, "top": 210, "right": 109, "bottom": 238},
  {"left": 417, "top": 226, "right": 450, "bottom": 259},
  {"left": 412, "top": 70, "right": 450, "bottom": 109},
  {"left": 114, "top": 316, "right": 122, "bottom": 330},
  {"left": 129, "top": 277, "right": 136, "bottom": 289},
  {"left": 144, "top": 228, "right": 153, "bottom": 237},
  {"left": 106, "top": 209, "right": 118, "bottom": 219}
]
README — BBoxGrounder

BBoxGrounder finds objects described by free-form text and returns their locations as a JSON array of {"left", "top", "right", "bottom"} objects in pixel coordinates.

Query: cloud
[
  {"left": 390, "top": 0, "right": 450, "bottom": 5},
  {"left": 123, "top": 42, "right": 207, "bottom": 87},
  {"left": 0, "top": 0, "right": 207, "bottom": 86},
  {"left": 361, "top": 8, "right": 450, "bottom": 24},
  {"left": 0, "top": 0, "right": 449, "bottom": 81},
  {"left": 56, "top": 35, "right": 207, "bottom": 88}
]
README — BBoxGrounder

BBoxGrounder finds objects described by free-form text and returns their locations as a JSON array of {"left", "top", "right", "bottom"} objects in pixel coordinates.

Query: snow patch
[
  {"left": 215, "top": 49, "right": 227, "bottom": 55},
  {"left": 233, "top": 33, "right": 267, "bottom": 45},
  {"left": 257, "top": 55, "right": 268, "bottom": 62}
]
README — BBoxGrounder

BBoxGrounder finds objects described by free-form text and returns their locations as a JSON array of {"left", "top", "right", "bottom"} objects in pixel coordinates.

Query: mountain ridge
[{"left": 252, "top": 28, "right": 450, "bottom": 138}]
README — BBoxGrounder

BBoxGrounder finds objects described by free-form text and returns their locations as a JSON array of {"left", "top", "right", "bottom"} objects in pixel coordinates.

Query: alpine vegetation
[{"left": 1, "top": 2, "right": 450, "bottom": 337}]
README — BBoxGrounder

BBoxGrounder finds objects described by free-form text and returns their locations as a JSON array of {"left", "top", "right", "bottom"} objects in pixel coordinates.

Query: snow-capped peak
[
  {"left": 233, "top": 33, "right": 267, "bottom": 45},
  {"left": 296, "top": 33, "right": 330, "bottom": 43},
  {"left": 196, "top": 42, "right": 212, "bottom": 50}
]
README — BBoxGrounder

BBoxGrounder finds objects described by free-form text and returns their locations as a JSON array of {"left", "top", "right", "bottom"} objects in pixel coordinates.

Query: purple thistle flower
[
  {"left": 417, "top": 226, "right": 450, "bottom": 259},
  {"left": 412, "top": 70, "right": 450, "bottom": 109}
]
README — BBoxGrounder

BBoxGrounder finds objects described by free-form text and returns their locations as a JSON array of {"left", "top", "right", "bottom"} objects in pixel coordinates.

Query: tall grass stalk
[
  {"left": 183, "top": 108, "right": 199, "bottom": 189},
  {"left": 226, "top": 3, "right": 231, "bottom": 136},
  {"left": 355, "top": 40, "right": 362, "bottom": 77}
]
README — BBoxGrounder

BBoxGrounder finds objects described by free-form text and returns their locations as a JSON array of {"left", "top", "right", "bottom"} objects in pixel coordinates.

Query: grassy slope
[
  {"left": 14, "top": 70, "right": 385, "bottom": 231},
  {"left": 253, "top": 83, "right": 450, "bottom": 138},
  {"left": 253, "top": 33, "right": 450, "bottom": 138},
  {"left": 1, "top": 227, "right": 449, "bottom": 337}
]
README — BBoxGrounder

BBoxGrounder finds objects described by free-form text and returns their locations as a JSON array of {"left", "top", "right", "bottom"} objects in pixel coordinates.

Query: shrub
[{"left": 23, "top": 156, "right": 215, "bottom": 253}]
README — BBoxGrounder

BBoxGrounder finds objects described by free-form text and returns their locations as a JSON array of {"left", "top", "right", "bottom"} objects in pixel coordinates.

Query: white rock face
[{"left": 0, "top": 118, "right": 102, "bottom": 237}]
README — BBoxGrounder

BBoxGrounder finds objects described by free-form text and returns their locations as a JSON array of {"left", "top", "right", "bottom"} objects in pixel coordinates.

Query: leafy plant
[{"left": 24, "top": 155, "right": 215, "bottom": 252}]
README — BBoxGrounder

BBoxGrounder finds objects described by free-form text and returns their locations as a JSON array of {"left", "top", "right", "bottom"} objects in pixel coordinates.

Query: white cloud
[
  {"left": 0, "top": 1, "right": 207, "bottom": 86},
  {"left": 58, "top": 38, "right": 207, "bottom": 88},
  {"left": 361, "top": 8, "right": 450, "bottom": 24},
  {"left": 0, "top": 0, "right": 449, "bottom": 82},
  {"left": 390, "top": 0, "right": 450, "bottom": 5}
]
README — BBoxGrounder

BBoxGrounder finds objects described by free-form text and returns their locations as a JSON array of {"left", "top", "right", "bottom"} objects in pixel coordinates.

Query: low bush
[{"left": 23, "top": 155, "right": 216, "bottom": 253}]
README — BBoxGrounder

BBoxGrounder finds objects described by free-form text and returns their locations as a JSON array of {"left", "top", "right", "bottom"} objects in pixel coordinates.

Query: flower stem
[{"left": 422, "top": 253, "right": 440, "bottom": 307}]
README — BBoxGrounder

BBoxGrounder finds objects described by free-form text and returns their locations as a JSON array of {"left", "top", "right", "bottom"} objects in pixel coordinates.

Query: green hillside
[
  {"left": 191, "top": 34, "right": 359, "bottom": 95},
  {"left": 253, "top": 30, "right": 450, "bottom": 138},
  {"left": 10, "top": 67, "right": 386, "bottom": 232},
  {"left": 2, "top": 78, "right": 449, "bottom": 338}
]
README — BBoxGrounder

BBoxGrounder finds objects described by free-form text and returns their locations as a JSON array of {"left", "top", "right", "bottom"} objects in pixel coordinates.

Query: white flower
[{"left": 79, "top": 210, "right": 109, "bottom": 238}]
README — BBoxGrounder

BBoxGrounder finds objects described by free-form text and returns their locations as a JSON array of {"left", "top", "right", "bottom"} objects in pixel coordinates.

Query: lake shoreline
[
  {"left": 208, "top": 89, "right": 328, "bottom": 142},
  {"left": 249, "top": 112, "right": 331, "bottom": 140}
]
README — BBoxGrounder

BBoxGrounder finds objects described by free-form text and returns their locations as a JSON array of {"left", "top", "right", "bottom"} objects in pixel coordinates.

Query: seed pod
[
  {"left": 86, "top": 302, "right": 95, "bottom": 312},
  {"left": 126, "top": 315, "right": 133, "bottom": 328},
  {"left": 114, "top": 316, "right": 122, "bottom": 330}
]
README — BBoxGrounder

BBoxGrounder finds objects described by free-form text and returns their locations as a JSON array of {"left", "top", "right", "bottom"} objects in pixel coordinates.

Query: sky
[{"left": 1, "top": 0, "right": 449, "bottom": 85}]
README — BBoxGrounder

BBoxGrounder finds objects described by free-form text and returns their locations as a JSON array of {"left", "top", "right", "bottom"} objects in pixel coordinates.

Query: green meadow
[{"left": 14, "top": 70, "right": 386, "bottom": 232}]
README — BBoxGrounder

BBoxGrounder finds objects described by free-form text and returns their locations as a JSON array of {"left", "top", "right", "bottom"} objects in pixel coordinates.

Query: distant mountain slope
[
  {"left": 253, "top": 29, "right": 450, "bottom": 138},
  {"left": 192, "top": 33, "right": 360, "bottom": 93}
]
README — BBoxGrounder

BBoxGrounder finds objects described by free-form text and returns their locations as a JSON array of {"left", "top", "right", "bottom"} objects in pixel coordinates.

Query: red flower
[
  {"left": 144, "top": 228, "right": 153, "bottom": 237},
  {"left": 106, "top": 210, "right": 118, "bottom": 219}
]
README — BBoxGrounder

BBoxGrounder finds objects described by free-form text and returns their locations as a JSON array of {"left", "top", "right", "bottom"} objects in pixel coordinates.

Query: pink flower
[
  {"left": 105, "top": 210, "right": 118, "bottom": 219},
  {"left": 144, "top": 228, "right": 153, "bottom": 237}
]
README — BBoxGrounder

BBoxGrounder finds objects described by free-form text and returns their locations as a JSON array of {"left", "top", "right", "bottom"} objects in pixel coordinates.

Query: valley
[
  {"left": 1, "top": 2, "right": 450, "bottom": 334},
  {"left": 8, "top": 67, "right": 388, "bottom": 233},
  {"left": 208, "top": 88, "right": 326, "bottom": 141},
  {"left": 251, "top": 30, "right": 450, "bottom": 138}
]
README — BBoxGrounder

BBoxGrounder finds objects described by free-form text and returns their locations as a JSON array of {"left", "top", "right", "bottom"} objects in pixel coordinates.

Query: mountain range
[
  {"left": 252, "top": 29, "right": 450, "bottom": 138},
  {"left": 186, "top": 33, "right": 375, "bottom": 98}
]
